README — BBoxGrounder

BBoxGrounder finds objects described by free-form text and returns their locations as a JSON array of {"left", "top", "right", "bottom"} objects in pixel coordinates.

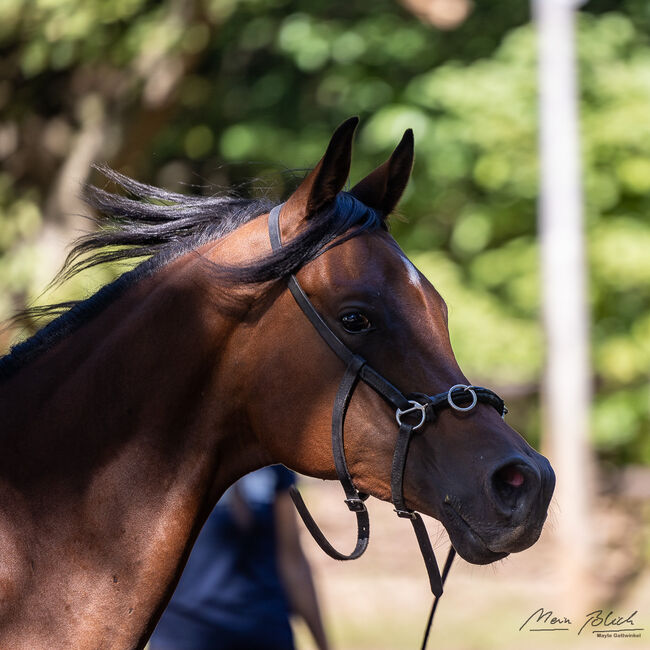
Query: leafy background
[
  {"left": 2, "top": 2, "right": 650, "bottom": 648},
  {"left": 1, "top": 0, "right": 649, "bottom": 466}
]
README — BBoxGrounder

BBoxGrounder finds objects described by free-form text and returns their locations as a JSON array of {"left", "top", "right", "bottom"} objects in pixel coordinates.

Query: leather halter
[{"left": 268, "top": 204, "right": 507, "bottom": 645}]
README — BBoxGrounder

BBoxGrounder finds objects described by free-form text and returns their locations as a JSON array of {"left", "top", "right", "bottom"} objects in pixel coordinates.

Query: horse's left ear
[
  {"left": 283, "top": 117, "right": 359, "bottom": 221},
  {"left": 350, "top": 129, "right": 414, "bottom": 218}
]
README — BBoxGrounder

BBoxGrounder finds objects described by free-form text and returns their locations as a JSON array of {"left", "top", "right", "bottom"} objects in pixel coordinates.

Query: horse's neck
[{"left": 0, "top": 255, "right": 269, "bottom": 649}]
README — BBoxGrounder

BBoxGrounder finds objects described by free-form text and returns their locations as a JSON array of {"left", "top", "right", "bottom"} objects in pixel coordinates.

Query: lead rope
[{"left": 421, "top": 547, "right": 456, "bottom": 650}]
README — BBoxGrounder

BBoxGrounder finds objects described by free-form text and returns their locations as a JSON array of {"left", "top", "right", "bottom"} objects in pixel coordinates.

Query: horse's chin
[{"left": 441, "top": 504, "right": 510, "bottom": 565}]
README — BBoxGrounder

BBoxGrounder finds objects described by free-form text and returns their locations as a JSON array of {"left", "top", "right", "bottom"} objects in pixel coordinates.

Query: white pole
[{"left": 533, "top": 0, "right": 595, "bottom": 603}]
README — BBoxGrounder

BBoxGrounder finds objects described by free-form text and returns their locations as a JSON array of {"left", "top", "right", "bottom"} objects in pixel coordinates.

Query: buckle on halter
[
  {"left": 394, "top": 508, "right": 417, "bottom": 520},
  {"left": 395, "top": 400, "right": 427, "bottom": 431},
  {"left": 344, "top": 497, "right": 367, "bottom": 513}
]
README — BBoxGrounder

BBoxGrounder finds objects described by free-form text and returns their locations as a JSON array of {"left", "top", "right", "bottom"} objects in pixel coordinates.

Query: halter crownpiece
[{"left": 268, "top": 204, "right": 508, "bottom": 648}]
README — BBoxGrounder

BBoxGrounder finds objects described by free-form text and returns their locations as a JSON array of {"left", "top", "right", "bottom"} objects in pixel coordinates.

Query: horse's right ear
[{"left": 282, "top": 117, "right": 359, "bottom": 220}]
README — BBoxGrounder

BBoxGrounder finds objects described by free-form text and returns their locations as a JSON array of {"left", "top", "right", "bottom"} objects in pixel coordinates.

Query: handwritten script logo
[
  {"left": 519, "top": 608, "right": 644, "bottom": 638},
  {"left": 519, "top": 608, "right": 571, "bottom": 632}
]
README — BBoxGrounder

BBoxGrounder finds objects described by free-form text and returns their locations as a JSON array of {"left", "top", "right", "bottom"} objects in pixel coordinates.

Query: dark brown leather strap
[
  {"left": 391, "top": 421, "right": 443, "bottom": 596},
  {"left": 288, "top": 350, "right": 371, "bottom": 560},
  {"left": 269, "top": 205, "right": 411, "bottom": 411},
  {"left": 289, "top": 485, "right": 369, "bottom": 561}
]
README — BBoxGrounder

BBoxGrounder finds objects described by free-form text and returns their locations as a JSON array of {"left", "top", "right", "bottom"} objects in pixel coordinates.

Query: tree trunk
[{"left": 534, "top": 0, "right": 596, "bottom": 607}]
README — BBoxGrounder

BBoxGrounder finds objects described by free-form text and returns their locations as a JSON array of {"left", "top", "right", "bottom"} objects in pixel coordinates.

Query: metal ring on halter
[
  {"left": 447, "top": 384, "right": 478, "bottom": 412},
  {"left": 395, "top": 400, "right": 427, "bottom": 430}
]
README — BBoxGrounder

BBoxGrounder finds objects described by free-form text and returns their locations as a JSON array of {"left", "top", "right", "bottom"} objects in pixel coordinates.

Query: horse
[{"left": 0, "top": 117, "right": 554, "bottom": 649}]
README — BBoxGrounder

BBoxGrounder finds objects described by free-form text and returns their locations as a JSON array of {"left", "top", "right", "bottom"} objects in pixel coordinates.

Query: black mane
[{"left": 0, "top": 167, "right": 382, "bottom": 380}]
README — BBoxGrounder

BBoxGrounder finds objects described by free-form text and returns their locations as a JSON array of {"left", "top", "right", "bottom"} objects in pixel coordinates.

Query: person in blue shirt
[{"left": 149, "top": 465, "right": 329, "bottom": 650}]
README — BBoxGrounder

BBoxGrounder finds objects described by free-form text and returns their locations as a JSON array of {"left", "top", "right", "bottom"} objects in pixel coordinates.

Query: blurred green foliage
[{"left": 1, "top": 0, "right": 649, "bottom": 463}]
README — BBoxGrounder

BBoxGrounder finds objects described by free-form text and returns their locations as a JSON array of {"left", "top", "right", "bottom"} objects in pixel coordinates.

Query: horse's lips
[{"left": 442, "top": 504, "right": 510, "bottom": 565}]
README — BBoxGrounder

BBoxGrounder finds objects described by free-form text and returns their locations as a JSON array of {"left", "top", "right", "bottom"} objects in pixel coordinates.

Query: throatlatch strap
[
  {"left": 289, "top": 486, "right": 369, "bottom": 561},
  {"left": 288, "top": 358, "right": 370, "bottom": 561}
]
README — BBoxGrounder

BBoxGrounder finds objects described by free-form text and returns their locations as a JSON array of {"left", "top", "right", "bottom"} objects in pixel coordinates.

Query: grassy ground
[{"left": 293, "top": 478, "right": 650, "bottom": 650}]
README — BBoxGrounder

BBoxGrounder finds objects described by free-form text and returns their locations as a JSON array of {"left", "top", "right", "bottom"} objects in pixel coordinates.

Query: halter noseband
[{"left": 268, "top": 204, "right": 507, "bottom": 646}]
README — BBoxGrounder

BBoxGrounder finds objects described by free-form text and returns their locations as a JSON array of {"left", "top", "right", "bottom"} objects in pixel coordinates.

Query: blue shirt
[{"left": 151, "top": 466, "right": 296, "bottom": 650}]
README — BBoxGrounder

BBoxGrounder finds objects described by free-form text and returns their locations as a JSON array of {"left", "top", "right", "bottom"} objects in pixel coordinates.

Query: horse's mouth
[{"left": 442, "top": 504, "right": 509, "bottom": 565}]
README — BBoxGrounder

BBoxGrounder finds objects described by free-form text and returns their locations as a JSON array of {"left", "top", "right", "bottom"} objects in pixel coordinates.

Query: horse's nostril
[
  {"left": 498, "top": 465, "right": 525, "bottom": 488},
  {"left": 491, "top": 463, "right": 529, "bottom": 513}
]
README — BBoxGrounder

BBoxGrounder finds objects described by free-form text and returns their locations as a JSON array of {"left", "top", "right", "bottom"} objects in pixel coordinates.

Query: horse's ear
[
  {"left": 283, "top": 117, "right": 358, "bottom": 220},
  {"left": 350, "top": 129, "right": 414, "bottom": 218}
]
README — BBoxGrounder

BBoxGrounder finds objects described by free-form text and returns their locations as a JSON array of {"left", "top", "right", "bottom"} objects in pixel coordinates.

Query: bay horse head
[{"left": 226, "top": 117, "right": 555, "bottom": 567}]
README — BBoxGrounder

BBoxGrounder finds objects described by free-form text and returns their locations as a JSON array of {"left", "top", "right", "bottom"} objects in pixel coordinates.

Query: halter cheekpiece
[{"left": 268, "top": 204, "right": 507, "bottom": 648}]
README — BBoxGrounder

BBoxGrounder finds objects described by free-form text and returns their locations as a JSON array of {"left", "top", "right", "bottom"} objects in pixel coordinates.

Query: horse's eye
[{"left": 340, "top": 311, "right": 371, "bottom": 333}]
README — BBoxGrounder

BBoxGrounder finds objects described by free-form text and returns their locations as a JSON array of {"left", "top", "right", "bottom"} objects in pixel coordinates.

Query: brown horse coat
[{"left": 0, "top": 119, "right": 554, "bottom": 649}]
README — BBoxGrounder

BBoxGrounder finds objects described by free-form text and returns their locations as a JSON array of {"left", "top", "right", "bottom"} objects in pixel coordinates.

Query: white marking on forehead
[{"left": 401, "top": 254, "right": 422, "bottom": 288}]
